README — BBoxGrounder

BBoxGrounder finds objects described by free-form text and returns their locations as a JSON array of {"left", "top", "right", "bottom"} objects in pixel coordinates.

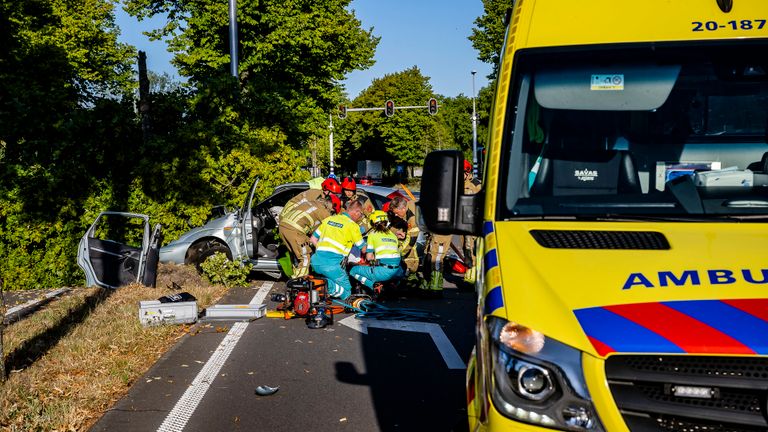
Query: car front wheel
[{"left": 186, "top": 240, "right": 232, "bottom": 273}]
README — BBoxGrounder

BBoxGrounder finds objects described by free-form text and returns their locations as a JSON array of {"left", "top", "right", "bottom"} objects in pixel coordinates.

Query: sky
[{"left": 114, "top": 0, "right": 492, "bottom": 98}]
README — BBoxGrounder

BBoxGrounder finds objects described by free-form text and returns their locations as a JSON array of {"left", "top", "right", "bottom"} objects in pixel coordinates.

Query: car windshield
[{"left": 499, "top": 42, "right": 768, "bottom": 220}]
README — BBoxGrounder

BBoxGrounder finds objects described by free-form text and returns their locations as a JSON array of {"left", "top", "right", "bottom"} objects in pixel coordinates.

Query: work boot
[
  {"left": 425, "top": 271, "right": 443, "bottom": 297},
  {"left": 463, "top": 266, "right": 477, "bottom": 284}
]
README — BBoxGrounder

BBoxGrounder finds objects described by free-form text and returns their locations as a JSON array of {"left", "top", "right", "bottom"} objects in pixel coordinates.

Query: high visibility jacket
[
  {"left": 280, "top": 200, "right": 331, "bottom": 235},
  {"left": 366, "top": 230, "right": 401, "bottom": 263},
  {"left": 282, "top": 189, "right": 324, "bottom": 219},
  {"left": 313, "top": 213, "right": 364, "bottom": 258}
]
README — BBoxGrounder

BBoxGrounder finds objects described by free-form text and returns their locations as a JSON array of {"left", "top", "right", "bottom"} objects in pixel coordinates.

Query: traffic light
[
  {"left": 385, "top": 100, "right": 394, "bottom": 117},
  {"left": 338, "top": 104, "right": 347, "bottom": 119},
  {"left": 428, "top": 98, "right": 438, "bottom": 115}
]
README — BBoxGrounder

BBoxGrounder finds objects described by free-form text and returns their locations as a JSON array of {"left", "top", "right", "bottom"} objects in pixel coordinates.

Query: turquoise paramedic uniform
[
  {"left": 350, "top": 230, "right": 404, "bottom": 290},
  {"left": 311, "top": 213, "right": 365, "bottom": 299}
]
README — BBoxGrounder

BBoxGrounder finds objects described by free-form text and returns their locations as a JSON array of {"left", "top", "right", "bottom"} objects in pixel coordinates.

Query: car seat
[
  {"left": 530, "top": 149, "right": 641, "bottom": 196},
  {"left": 530, "top": 112, "right": 641, "bottom": 196}
]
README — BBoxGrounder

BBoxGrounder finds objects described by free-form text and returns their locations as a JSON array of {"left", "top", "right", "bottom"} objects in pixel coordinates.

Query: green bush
[{"left": 200, "top": 252, "right": 249, "bottom": 288}]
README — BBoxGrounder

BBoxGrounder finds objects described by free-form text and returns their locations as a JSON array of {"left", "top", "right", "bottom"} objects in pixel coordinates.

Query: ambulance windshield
[{"left": 500, "top": 42, "right": 768, "bottom": 219}]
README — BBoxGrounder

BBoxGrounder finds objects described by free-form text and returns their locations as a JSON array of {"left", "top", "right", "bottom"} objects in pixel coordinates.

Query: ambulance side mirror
[{"left": 418, "top": 150, "right": 483, "bottom": 236}]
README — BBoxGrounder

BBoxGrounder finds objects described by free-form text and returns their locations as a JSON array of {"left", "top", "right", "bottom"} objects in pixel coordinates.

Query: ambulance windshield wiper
[{"left": 598, "top": 214, "right": 768, "bottom": 222}]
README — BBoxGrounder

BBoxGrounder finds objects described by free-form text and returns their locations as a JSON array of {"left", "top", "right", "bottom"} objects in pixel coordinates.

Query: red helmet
[
  {"left": 321, "top": 178, "right": 341, "bottom": 194},
  {"left": 329, "top": 194, "right": 341, "bottom": 214},
  {"left": 463, "top": 159, "right": 472, "bottom": 173},
  {"left": 341, "top": 176, "right": 356, "bottom": 192}
]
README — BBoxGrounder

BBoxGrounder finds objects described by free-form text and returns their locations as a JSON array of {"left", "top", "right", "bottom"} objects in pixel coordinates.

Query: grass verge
[{"left": 0, "top": 264, "right": 229, "bottom": 431}]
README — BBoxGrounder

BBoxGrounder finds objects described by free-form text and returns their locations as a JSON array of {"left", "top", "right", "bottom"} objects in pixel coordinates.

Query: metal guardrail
[{"left": 3, "top": 288, "right": 72, "bottom": 325}]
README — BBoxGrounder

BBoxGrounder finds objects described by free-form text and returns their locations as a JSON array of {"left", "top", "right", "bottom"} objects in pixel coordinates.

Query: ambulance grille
[
  {"left": 605, "top": 355, "right": 768, "bottom": 431},
  {"left": 529, "top": 230, "right": 670, "bottom": 250}
]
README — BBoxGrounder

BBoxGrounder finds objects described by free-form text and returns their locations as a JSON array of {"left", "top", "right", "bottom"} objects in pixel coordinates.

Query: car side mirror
[{"left": 419, "top": 150, "right": 483, "bottom": 236}]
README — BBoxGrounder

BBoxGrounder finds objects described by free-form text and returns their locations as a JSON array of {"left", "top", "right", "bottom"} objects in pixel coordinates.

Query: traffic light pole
[
  {"left": 339, "top": 98, "right": 438, "bottom": 119},
  {"left": 471, "top": 71, "right": 478, "bottom": 177},
  {"left": 331, "top": 99, "right": 438, "bottom": 175}
]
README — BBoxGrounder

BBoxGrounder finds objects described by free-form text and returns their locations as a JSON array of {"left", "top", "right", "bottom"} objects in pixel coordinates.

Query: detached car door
[
  {"left": 77, "top": 212, "right": 162, "bottom": 289},
  {"left": 241, "top": 178, "right": 260, "bottom": 259}
]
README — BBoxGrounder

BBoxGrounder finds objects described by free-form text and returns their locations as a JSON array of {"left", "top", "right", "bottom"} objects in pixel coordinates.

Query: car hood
[{"left": 489, "top": 221, "right": 768, "bottom": 357}]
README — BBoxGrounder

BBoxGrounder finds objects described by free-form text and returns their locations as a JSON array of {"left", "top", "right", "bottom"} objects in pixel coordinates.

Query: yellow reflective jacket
[{"left": 313, "top": 213, "right": 365, "bottom": 257}]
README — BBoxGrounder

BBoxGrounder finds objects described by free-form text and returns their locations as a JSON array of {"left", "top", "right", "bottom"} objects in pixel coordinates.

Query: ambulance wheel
[{"left": 187, "top": 240, "right": 232, "bottom": 273}]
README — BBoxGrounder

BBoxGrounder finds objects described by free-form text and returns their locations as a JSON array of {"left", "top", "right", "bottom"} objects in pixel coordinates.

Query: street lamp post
[
  {"left": 471, "top": 70, "right": 478, "bottom": 177},
  {"left": 228, "top": 0, "right": 238, "bottom": 78},
  {"left": 328, "top": 114, "right": 335, "bottom": 177}
]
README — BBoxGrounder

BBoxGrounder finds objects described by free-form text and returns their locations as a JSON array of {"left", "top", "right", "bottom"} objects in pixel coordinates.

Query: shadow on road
[{"left": 335, "top": 288, "right": 475, "bottom": 431}]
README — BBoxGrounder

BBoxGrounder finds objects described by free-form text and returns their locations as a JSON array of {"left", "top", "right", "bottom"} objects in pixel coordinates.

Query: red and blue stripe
[{"left": 574, "top": 299, "right": 768, "bottom": 356}]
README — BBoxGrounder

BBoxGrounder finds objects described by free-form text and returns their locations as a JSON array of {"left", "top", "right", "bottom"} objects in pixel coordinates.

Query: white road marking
[
  {"left": 156, "top": 281, "right": 275, "bottom": 432},
  {"left": 338, "top": 316, "right": 466, "bottom": 370},
  {"left": 250, "top": 280, "right": 273, "bottom": 305}
]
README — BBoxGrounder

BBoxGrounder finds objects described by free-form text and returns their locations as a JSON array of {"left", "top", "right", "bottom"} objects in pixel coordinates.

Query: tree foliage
[
  {"left": 0, "top": 0, "right": 379, "bottom": 290},
  {"left": 0, "top": 0, "right": 139, "bottom": 290},
  {"left": 124, "top": 0, "right": 379, "bottom": 142},
  {"left": 469, "top": 0, "right": 513, "bottom": 80}
]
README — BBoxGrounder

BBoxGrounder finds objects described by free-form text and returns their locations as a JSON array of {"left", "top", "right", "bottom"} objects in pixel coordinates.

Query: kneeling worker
[
  {"left": 278, "top": 195, "right": 340, "bottom": 277},
  {"left": 310, "top": 199, "right": 365, "bottom": 300},
  {"left": 350, "top": 211, "right": 404, "bottom": 292}
]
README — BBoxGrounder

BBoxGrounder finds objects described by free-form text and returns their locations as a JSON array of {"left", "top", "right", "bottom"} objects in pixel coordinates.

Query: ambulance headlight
[{"left": 487, "top": 317, "right": 604, "bottom": 431}]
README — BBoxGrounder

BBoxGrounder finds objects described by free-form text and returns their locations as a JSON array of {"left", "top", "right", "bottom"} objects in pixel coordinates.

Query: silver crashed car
[{"left": 159, "top": 179, "right": 409, "bottom": 277}]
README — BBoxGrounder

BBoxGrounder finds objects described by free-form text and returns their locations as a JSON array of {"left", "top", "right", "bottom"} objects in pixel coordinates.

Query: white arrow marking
[{"left": 339, "top": 316, "right": 466, "bottom": 370}]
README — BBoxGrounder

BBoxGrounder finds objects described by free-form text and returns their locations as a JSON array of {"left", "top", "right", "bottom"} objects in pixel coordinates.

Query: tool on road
[
  {"left": 272, "top": 276, "right": 337, "bottom": 329},
  {"left": 204, "top": 304, "right": 266, "bottom": 321},
  {"left": 139, "top": 299, "right": 197, "bottom": 326}
]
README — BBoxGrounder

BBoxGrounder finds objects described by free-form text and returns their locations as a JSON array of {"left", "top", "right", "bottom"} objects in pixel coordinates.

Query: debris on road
[{"left": 254, "top": 385, "right": 279, "bottom": 396}]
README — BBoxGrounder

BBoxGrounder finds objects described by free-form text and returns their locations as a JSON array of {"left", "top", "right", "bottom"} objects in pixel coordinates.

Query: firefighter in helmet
[
  {"left": 278, "top": 195, "right": 341, "bottom": 277},
  {"left": 350, "top": 210, "right": 404, "bottom": 292},
  {"left": 281, "top": 177, "right": 341, "bottom": 220}
]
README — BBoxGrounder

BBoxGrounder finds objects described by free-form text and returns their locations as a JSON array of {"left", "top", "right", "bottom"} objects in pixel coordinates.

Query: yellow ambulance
[{"left": 419, "top": 0, "right": 768, "bottom": 430}]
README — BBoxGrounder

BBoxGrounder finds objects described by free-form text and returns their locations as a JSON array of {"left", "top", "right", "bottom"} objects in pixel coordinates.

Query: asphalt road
[{"left": 91, "top": 276, "right": 477, "bottom": 432}]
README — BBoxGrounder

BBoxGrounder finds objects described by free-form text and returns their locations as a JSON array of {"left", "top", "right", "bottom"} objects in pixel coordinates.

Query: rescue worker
[
  {"left": 462, "top": 159, "right": 482, "bottom": 283},
  {"left": 386, "top": 195, "right": 421, "bottom": 275},
  {"left": 350, "top": 210, "right": 405, "bottom": 293},
  {"left": 281, "top": 177, "right": 341, "bottom": 219},
  {"left": 310, "top": 199, "right": 366, "bottom": 300},
  {"left": 423, "top": 232, "right": 452, "bottom": 296},
  {"left": 278, "top": 195, "right": 341, "bottom": 277},
  {"left": 340, "top": 177, "right": 374, "bottom": 227},
  {"left": 423, "top": 160, "right": 482, "bottom": 293}
]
